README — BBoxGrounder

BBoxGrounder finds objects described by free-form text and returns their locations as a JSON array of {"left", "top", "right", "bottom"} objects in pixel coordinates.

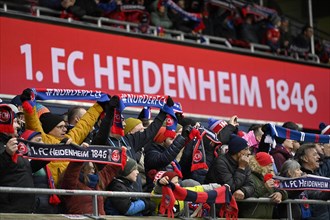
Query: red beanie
[
  {"left": 255, "top": 152, "right": 273, "bottom": 166},
  {"left": 20, "top": 129, "right": 41, "bottom": 140}
]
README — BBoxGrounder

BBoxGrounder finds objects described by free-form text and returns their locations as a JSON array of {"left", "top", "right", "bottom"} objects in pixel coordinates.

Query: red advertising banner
[{"left": 1, "top": 16, "right": 329, "bottom": 129}]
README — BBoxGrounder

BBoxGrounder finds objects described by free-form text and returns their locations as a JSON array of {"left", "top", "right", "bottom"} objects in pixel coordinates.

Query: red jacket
[{"left": 61, "top": 162, "right": 120, "bottom": 215}]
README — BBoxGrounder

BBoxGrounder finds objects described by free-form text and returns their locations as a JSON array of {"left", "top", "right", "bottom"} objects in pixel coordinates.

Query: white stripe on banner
[{"left": 300, "top": 132, "right": 305, "bottom": 142}]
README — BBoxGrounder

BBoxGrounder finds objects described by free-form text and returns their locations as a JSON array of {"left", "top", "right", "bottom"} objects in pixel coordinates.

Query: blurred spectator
[
  {"left": 168, "top": 0, "right": 195, "bottom": 33},
  {"left": 262, "top": 14, "right": 281, "bottom": 54},
  {"left": 104, "top": 157, "right": 156, "bottom": 216},
  {"left": 74, "top": 0, "right": 103, "bottom": 17},
  {"left": 290, "top": 25, "right": 313, "bottom": 58},
  {"left": 238, "top": 14, "right": 259, "bottom": 44},
  {"left": 315, "top": 39, "right": 330, "bottom": 64},
  {"left": 150, "top": 0, "right": 173, "bottom": 29},
  {"left": 279, "top": 16, "right": 292, "bottom": 55}
]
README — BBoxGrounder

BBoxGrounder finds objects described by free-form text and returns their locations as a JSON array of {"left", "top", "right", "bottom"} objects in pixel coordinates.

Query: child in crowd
[{"left": 104, "top": 157, "right": 156, "bottom": 216}]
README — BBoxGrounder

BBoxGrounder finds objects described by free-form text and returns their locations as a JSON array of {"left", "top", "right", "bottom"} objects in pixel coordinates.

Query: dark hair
[
  {"left": 294, "top": 143, "right": 316, "bottom": 165},
  {"left": 302, "top": 25, "right": 312, "bottom": 34},
  {"left": 282, "top": 121, "right": 299, "bottom": 131}
]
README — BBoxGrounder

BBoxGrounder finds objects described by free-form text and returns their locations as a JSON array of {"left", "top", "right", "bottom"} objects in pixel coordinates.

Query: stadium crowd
[
  {"left": 4, "top": 0, "right": 330, "bottom": 64},
  {"left": 1, "top": 88, "right": 330, "bottom": 219}
]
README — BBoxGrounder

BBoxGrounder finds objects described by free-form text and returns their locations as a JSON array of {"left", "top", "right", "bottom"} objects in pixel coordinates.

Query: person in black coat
[
  {"left": 0, "top": 104, "right": 48, "bottom": 213},
  {"left": 92, "top": 95, "right": 176, "bottom": 191},
  {"left": 205, "top": 134, "right": 254, "bottom": 200},
  {"left": 144, "top": 126, "right": 190, "bottom": 192},
  {"left": 104, "top": 157, "right": 156, "bottom": 216}
]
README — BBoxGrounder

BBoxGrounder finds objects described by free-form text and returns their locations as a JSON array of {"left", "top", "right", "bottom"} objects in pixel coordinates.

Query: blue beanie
[{"left": 228, "top": 134, "right": 248, "bottom": 155}]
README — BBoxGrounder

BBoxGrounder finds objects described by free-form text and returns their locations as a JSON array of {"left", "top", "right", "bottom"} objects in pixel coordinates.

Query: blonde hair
[{"left": 249, "top": 156, "right": 274, "bottom": 176}]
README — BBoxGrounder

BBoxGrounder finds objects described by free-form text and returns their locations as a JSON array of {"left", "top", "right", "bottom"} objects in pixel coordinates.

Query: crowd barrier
[{"left": 1, "top": 186, "right": 329, "bottom": 220}]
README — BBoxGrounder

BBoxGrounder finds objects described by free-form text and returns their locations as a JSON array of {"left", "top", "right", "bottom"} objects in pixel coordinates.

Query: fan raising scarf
[
  {"left": 159, "top": 183, "right": 238, "bottom": 219},
  {"left": 33, "top": 88, "right": 182, "bottom": 115},
  {"left": 263, "top": 123, "right": 330, "bottom": 145},
  {"left": 32, "top": 88, "right": 183, "bottom": 136}
]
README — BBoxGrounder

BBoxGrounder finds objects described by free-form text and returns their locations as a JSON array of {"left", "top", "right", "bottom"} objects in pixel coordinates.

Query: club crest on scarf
[
  {"left": 0, "top": 107, "right": 12, "bottom": 123},
  {"left": 193, "top": 150, "right": 203, "bottom": 163},
  {"left": 0, "top": 104, "right": 15, "bottom": 134},
  {"left": 111, "top": 149, "right": 121, "bottom": 162},
  {"left": 17, "top": 142, "right": 29, "bottom": 155}
]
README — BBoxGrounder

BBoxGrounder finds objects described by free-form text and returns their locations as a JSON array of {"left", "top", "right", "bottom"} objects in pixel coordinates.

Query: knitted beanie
[
  {"left": 121, "top": 157, "right": 137, "bottom": 177},
  {"left": 255, "top": 152, "right": 273, "bottom": 167},
  {"left": 228, "top": 134, "right": 248, "bottom": 155},
  {"left": 208, "top": 118, "right": 227, "bottom": 133},
  {"left": 124, "top": 118, "right": 143, "bottom": 135},
  {"left": 39, "top": 112, "right": 64, "bottom": 134},
  {"left": 20, "top": 129, "right": 41, "bottom": 141},
  {"left": 36, "top": 103, "right": 50, "bottom": 118}
]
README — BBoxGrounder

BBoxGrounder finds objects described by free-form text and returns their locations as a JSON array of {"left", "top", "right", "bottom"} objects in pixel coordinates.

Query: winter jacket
[
  {"left": 204, "top": 153, "right": 254, "bottom": 198},
  {"left": 238, "top": 171, "right": 287, "bottom": 218},
  {"left": 144, "top": 135, "right": 186, "bottom": 191},
  {"left": 104, "top": 177, "right": 148, "bottom": 216},
  {"left": 180, "top": 125, "right": 236, "bottom": 184},
  {"left": 23, "top": 102, "right": 104, "bottom": 185},
  {"left": 92, "top": 109, "right": 167, "bottom": 191},
  {"left": 0, "top": 133, "right": 48, "bottom": 213},
  {"left": 270, "top": 145, "right": 293, "bottom": 172},
  {"left": 61, "top": 161, "right": 120, "bottom": 215}
]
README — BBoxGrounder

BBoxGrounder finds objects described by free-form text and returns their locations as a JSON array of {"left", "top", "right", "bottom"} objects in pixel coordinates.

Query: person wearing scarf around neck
[
  {"left": 61, "top": 159, "right": 121, "bottom": 215},
  {"left": 0, "top": 104, "right": 49, "bottom": 213}
]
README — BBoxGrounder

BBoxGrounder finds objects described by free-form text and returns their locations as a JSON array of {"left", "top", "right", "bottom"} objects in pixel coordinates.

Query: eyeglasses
[{"left": 56, "top": 125, "right": 67, "bottom": 130}]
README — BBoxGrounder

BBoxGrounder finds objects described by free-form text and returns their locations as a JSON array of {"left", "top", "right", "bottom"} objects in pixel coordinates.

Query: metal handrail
[{"left": 1, "top": 186, "right": 330, "bottom": 220}]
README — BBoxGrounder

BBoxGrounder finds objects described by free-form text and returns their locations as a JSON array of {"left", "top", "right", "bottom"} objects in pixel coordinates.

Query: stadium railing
[{"left": 1, "top": 186, "right": 329, "bottom": 220}]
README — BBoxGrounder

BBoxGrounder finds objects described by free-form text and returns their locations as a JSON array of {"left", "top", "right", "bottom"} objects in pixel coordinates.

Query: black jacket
[
  {"left": 144, "top": 135, "right": 185, "bottom": 191},
  {"left": 0, "top": 133, "right": 47, "bottom": 213},
  {"left": 204, "top": 153, "right": 254, "bottom": 198}
]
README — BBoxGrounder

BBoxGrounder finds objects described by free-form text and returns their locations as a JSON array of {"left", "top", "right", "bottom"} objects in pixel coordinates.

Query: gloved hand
[
  {"left": 20, "top": 88, "right": 36, "bottom": 113},
  {"left": 97, "top": 94, "right": 111, "bottom": 110},
  {"left": 181, "top": 125, "right": 193, "bottom": 138},
  {"left": 166, "top": 96, "right": 174, "bottom": 107},
  {"left": 161, "top": 96, "right": 175, "bottom": 116},
  {"left": 175, "top": 112, "right": 184, "bottom": 125},
  {"left": 109, "top": 95, "right": 120, "bottom": 109},
  {"left": 20, "top": 88, "right": 34, "bottom": 103},
  {"left": 141, "top": 198, "right": 156, "bottom": 216}
]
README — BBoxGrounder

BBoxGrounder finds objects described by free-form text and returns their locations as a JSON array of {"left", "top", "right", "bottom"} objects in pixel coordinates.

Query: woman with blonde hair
[{"left": 239, "top": 152, "right": 287, "bottom": 218}]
